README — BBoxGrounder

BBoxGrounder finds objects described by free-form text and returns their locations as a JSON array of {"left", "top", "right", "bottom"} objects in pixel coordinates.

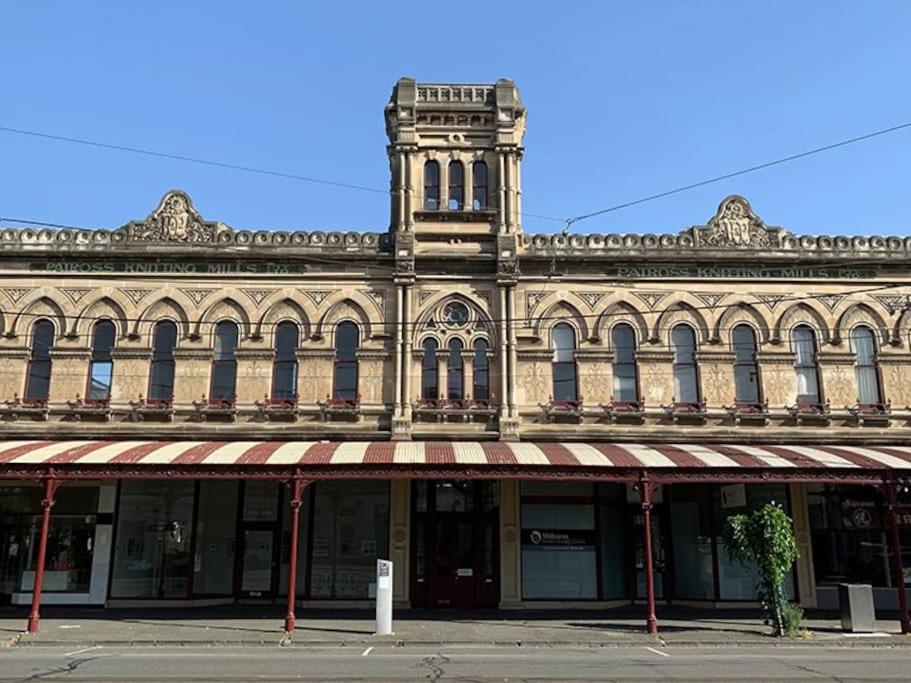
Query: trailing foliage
[{"left": 723, "top": 502, "right": 800, "bottom": 637}]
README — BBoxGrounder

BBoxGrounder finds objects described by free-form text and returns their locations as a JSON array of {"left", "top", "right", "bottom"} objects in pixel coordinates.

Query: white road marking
[
  {"left": 361, "top": 646, "right": 373, "bottom": 656},
  {"left": 64, "top": 645, "right": 101, "bottom": 657},
  {"left": 645, "top": 646, "right": 670, "bottom": 657}
]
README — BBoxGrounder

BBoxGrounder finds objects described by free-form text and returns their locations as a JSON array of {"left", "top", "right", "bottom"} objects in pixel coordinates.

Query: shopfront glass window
[
  {"left": 599, "top": 483, "right": 627, "bottom": 599},
  {"left": 193, "top": 481, "right": 239, "bottom": 596},
  {"left": 111, "top": 480, "right": 195, "bottom": 598},
  {"left": 308, "top": 480, "right": 389, "bottom": 599},
  {"left": 670, "top": 484, "right": 715, "bottom": 600}
]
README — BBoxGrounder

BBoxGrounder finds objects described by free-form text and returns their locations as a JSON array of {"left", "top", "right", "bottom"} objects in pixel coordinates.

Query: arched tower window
[
  {"left": 332, "top": 322, "right": 359, "bottom": 401},
  {"left": 272, "top": 321, "right": 299, "bottom": 401},
  {"left": 611, "top": 323, "right": 639, "bottom": 404},
  {"left": 424, "top": 160, "right": 440, "bottom": 210},
  {"left": 472, "top": 161, "right": 488, "bottom": 210},
  {"left": 852, "top": 325, "right": 882, "bottom": 406},
  {"left": 24, "top": 319, "right": 55, "bottom": 402},
  {"left": 792, "top": 325, "right": 821, "bottom": 405},
  {"left": 421, "top": 338, "right": 439, "bottom": 400},
  {"left": 447, "top": 338, "right": 464, "bottom": 401},
  {"left": 732, "top": 324, "right": 760, "bottom": 405},
  {"left": 671, "top": 324, "right": 699, "bottom": 405},
  {"left": 473, "top": 339, "right": 490, "bottom": 402},
  {"left": 148, "top": 321, "right": 177, "bottom": 402},
  {"left": 448, "top": 161, "right": 464, "bottom": 210},
  {"left": 87, "top": 320, "right": 116, "bottom": 401},
  {"left": 552, "top": 324, "right": 578, "bottom": 403},
  {"left": 210, "top": 321, "right": 239, "bottom": 403}
]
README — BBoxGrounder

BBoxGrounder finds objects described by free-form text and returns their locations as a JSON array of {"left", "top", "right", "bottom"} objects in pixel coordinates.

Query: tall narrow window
[
  {"left": 552, "top": 324, "right": 578, "bottom": 403},
  {"left": 332, "top": 322, "right": 359, "bottom": 401},
  {"left": 448, "top": 161, "right": 464, "bottom": 210},
  {"left": 792, "top": 325, "right": 821, "bottom": 405},
  {"left": 421, "top": 339, "right": 439, "bottom": 400},
  {"left": 210, "top": 321, "right": 238, "bottom": 402},
  {"left": 149, "top": 321, "right": 177, "bottom": 402},
  {"left": 732, "top": 324, "right": 760, "bottom": 404},
  {"left": 87, "top": 320, "right": 116, "bottom": 401},
  {"left": 472, "top": 161, "right": 488, "bottom": 210},
  {"left": 610, "top": 323, "right": 639, "bottom": 404},
  {"left": 852, "top": 325, "right": 882, "bottom": 406},
  {"left": 447, "top": 338, "right": 464, "bottom": 401},
  {"left": 424, "top": 160, "right": 440, "bottom": 210},
  {"left": 671, "top": 324, "right": 699, "bottom": 404},
  {"left": 473, "top": 339, "right": 490, "bottom": 402},
  {"left": 24, "top": 320, "right": 54, "bottom": 402},
  {"left": 272, "top": 321, "right": 299, "bottom": 401}
]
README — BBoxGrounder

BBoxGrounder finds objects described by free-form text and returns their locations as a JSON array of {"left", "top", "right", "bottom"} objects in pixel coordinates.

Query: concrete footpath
[{"left": 2, "top": 606, "right": 909, "bottom": 649}]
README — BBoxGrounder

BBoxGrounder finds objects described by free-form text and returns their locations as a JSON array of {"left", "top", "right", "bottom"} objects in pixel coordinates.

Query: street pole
[
  {"left": 639, "top": 474, "right": 658, "bottom": 635},
  {"left": 884, "top": 475, "right": 910, "bottom": 634},
  {"left": 284, "top": 477, "right": 307, "bottom": 634},
  {"left": 27, "top": 476, "right": 58, "bottom": 634}
]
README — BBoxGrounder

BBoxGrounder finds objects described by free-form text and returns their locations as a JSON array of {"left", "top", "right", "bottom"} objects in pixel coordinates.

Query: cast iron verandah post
[
  {"left": 27, "top": 475, "right": 58, "bottom": 634},
  {"left": 284, "top": 476, "right": 310, "bottom": 634},
  {"left": 638, "top": 472, "right": 658, "bottom": 635},
  {"left": 884, "top": 474, "right": 910, "bottom": 634}
]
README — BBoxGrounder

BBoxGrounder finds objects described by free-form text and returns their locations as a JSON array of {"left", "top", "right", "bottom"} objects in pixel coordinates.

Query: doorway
[{"left": 235, "top": 481, "right": 282, "bottom": 598}]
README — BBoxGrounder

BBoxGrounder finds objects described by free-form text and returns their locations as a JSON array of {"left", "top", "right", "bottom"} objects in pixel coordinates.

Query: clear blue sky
[{"left": 1, "top": 2, "right": 909, "bottom": 237}]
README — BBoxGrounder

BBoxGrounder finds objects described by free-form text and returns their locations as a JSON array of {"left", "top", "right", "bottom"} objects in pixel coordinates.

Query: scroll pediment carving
[
  {"left": 123, "top": 190, "right": 226, "bottom": 244},
  {"left": 692, "top": 195, "right": 787, "bottom": 249}
]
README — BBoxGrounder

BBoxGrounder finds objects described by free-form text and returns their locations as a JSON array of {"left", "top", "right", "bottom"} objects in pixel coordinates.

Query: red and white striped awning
[{"left": 0, "top": 440, "right": 910, "bottom": 471}]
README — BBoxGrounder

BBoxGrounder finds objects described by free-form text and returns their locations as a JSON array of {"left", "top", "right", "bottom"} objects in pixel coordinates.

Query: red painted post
[
  {"left": 27, "top": 477, "right": 58, "bottom": 634},
  {"left": 284, "top": 478, "right": 306, "bottom": 634},
  {"left": 884, "top": 476, "right": 910, "bottom": 634},
  {"left": 639, "top": 475, "right": 658, "bottom": 635}
]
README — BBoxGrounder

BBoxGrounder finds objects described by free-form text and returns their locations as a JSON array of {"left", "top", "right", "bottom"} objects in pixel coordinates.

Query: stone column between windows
[
  {"left": 461, "top": 350, "right": 475, "bottom": 402},
  {"left": 0, "top": 349, "right": 30, "bottom": 400},
  {"left": 877, "top": 354, "right": 911, "bottom": 406},
  {"left": 405, "top": 148, "right": 415, "bottom": 232},
  {"left": 633, "top": 350, "right": 674, "bottom": 408},
  {"left": 789, "top": 483, "right": 818, "bottom": 608},
  {"left": 514, "top": 150, "right": 523, "bottom": 232},
  {"left": 463, "top": 155, "right": 473, "bottom": 211},
  {"left": 573, "top": 349, "right": 615, "bottom": 406},
  {"left": 754, "top": 351, "right": 799, "bottom": 409},
  {"left": 816, "top": 351, "right": 861, "bottom": 408},
  {"left": 438, "top": 353, "right": 449, "bottom": 401},
  {"left": 172, "top": 349, "right": 212, "bottom": 404},
  {"left": 396, "top": 148, "right": 406, "bottom": 231},
  {"left": 507, "top": 286, "right": 518, "bottom": 417},
  {"left": 402, "top": 286, "right": 413, "bottom": 416},
  {"left": 497, "top": 152, "right": 507, "bottom": 234},
  {"left": 498, "top": 287, "right": 509, "bottom": 417},
  {"left": 235, "top": 349, "right": 275, "bottom": 404},
  {"left": 295, "top": 350, "right": 335, "bottom": 404},
  {"left": 499, "top": 479, "right": 522, "bottom": 608},
  {"left": 693, "top": 351, "right": 736, "bottom": 409},
  {"left": 394, "top": 286, "right": 404, "bottom": 414},
  {"left": 389, "top": 479, "right": 411, "bottom": 607},
  {"left": 506, "top": 150, "right": 518, "bottom": 234},
  {"left": 110, "top": 348, "right": 153, "bottom": 403},
  {"left": 439, "top": 157, "right": 450, "bottom": 212},
  {"left": 47, "top": 347, "right": 91, "bottom": 403}
]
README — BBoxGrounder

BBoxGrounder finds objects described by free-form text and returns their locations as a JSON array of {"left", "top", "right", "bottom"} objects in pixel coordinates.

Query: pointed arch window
[
  {"left": 792, "top": 325, "right": 821, "bottom": 405},
  {"left": 671, "top": 324, "right": 699, "bottom": 405},
  {"left": 424, "top": 160, "right": 440, "bottom": 210},
  {"left": 852, "top": 325, "right": 882, "bottom": 406},
  {"left": 210, "top": 321, "right": 239, "bottom": 403},
  {"left": 447, "top": 338, "right": 464, "bottom": 401},
  {"left": 473, "top": 339, "right": 490, "bottom": 402},
  {"left": 24, "top": 319, "right": 54, "bottom": 403},
  {"left": 448, "top": 161, "right": 464, "bottom": 210},
  {"left": 610, "top": 323, "right": 639, "bottom": 404},
  {"left": 421, "top": 338, "right": 439, "bottom": 400},
  {"left": 148, "top": 321, "right": 177, "bottom": 402},
  {"left": 87, "top": 320, "right": 116, "bottom": 401},
  {"left": 552, "top": 324, "right": 578, "bottom": 403},
  {"left": 732, "top": 324, "right": 760, "bottom": 405},
  {"left": 272, "top": 321, "right": 299, "bottom": 402},
  {"left": 332, "top": 322, "right": 359, "bottom": 402},
  {"left": 472, "top": 161, "right": 488, "bottom": 210}
]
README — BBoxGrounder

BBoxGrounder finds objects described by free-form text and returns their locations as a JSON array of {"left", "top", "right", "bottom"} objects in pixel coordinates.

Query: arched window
[
  {"left": 210, "top": 321, "right": 239, "bottom": 402},
  {"left": 447, "top": 338, "right": 464, "bottom": 401},
  {"left": 792, "top": 325, "right": 821, "bottom": 405},
  {"left": 421, "top": 338, "right": 439, "bottom": 400},
  {"left": 852, "top": 325, "right": 882, "bottom": 406},
  {"left": 472, "top": 161, "right": 488, "bottom": 210},
  {"left": 332, "top": 322, "right": 359, "bottom": 401},
  {"left": 610, "top": 323, "right": 638, "bottom": 404},
  {"left": 552, "top": 324, "right": 578, "bottom": 403},
  {"left": 448, "top": 161, "right": 464, "bottom": 210},
  {"left": 424, "top": 160, "right": 440, "bottom": 210},
  {"left": 87, "top": 320, "right": 116, "bottom": 401},
  {"left": 24, "top": 319, "right": 54, "bottom": 402},
  {"left": 732, "top": 324, "right": 760, "bottom": 404},
  {"left": 148, "top": 321, "right": 177, "bottom": 402},
  {"left": 671, "top": 324, "right": 699, "bottom": 404},
  {"left": 272, "top": 321, "right": 299, "bottom": 401},
  {"left": 473, "top": 339, "right": 490, "bottom": 402}
]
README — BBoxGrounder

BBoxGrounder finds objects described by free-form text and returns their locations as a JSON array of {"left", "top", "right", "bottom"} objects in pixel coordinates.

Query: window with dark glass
[
  {"left": 852, "top": 325, "right": 881, "bottom": 405},
  {"left": 732, "top": 324, "right": 760, "bottom": 404},
  {"left": 148, "top": 321, "right": 177, "bottom": 401},
  {"left": 87, "top": 320, "right": 115, "bottom": 401},
  {"left": 24, "top": 320, "right": 54, "bottom": 402},
  {"left": 272, "top": 321, "right": 299, "bottom": 401},
  {"left": 472, "top": 161, "right": 488, "bottom": 210},
  {"left": 792, "top": 325, "right": 821, "bottom": 404},
  {"left": 447, "top": 338, "right": 464, "bottom": 401},
  {"left": 473, "top": 339, "right": 489, "bottom": 401},
  {"left": 210, "top": 321, "right": 238, "bottom": 401},
  {"left": 448, "top": 161, "right": 464, "bottom": 210},
  {"left": 610, "top": 323, "right": 638, "bottom": 403},
  {"left": 421, "top": 338, "right": 439, "bottom": 400},
  {"left": 671, "top": 324, "right": 699, "bottom": 404},
  {"left": 552, "top": 324, "right": 578, "bottom": 402},
  {"left": 332, "top": 322, "right": 358, "bottom": 401},
  {"left": 423, "top": 160, "right": 440, "bottom": 210}
]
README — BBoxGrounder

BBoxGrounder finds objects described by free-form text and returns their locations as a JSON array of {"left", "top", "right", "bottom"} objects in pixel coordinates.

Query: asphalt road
[{"left": 1, "top": 645, "right": 910, "bottom": 681}]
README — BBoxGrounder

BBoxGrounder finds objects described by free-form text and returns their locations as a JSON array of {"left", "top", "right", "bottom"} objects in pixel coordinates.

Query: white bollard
[{"left": 375, "top": 559, "right": 393, "bottom": 635}]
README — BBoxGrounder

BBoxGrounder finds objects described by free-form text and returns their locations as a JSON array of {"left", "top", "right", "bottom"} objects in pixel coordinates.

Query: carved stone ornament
[
  {"left": 124, "top": 190, "right": 224, "bottom": 243},
  {"left": 693, "top": 195, "right": 785, "bottom": 249}
]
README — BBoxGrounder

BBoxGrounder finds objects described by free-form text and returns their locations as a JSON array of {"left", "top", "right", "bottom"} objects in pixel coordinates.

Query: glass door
[
  {"left": 633, "top": 504, "right": 668, "bottom": 600},
  {"left": 240, "top": 528, "right": 277, "bottom": 596},
  {"left": 236, "top": 481, "right": 281, "bottom": 599}
]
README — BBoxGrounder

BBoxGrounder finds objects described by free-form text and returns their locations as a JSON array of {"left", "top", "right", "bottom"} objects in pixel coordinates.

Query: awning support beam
[
  {"left": 638, "top": 472, "right": 658, "bottom": 635},
  {"left": 884, "top": 474, "right": 910, "bottom": 634},
  {"left": 284, "top": 474, "right": 312, "bottom": 635},
  {"left": 27, "top": 473, "right": 58, "bottom": 634}
]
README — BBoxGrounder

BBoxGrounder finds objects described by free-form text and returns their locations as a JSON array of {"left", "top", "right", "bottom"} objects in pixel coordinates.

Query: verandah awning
[{"left": 0, "top": 440, "right": 909, "bottom": 482}]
